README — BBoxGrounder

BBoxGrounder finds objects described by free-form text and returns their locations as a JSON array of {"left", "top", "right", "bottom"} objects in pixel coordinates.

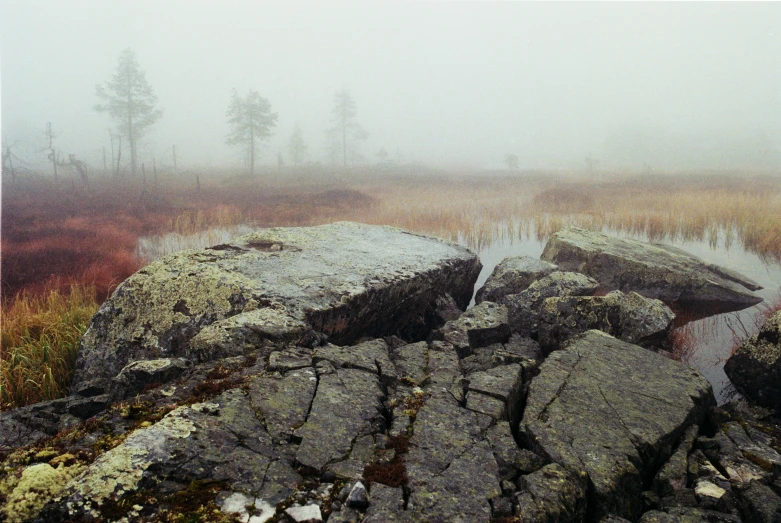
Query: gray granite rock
[
  {"left": 438, "top": 301, "right": 511, "bottom": 358},
  {"left": 295, "top": 368, "right": 384, "bottom": 472},
  {"left": 537, "top": 290, "right": 675, "bottom": 353},
  {"left": 541, "top": 227, "right": 762, "bottom": 313},
  {"left": 514, "top": 463, "right": 588, "bottom": 522},
  {"left": 475, "top": 256, "right": 558, "bottom": 304},
  {"left": 73, "top": 222, "right": 481, "bottom": 391},
  {"left": 724, "top": 310, "right": 781, "bottom": 411},
  {"left": 522, "top": 330, "right": 714, "bottom": 521},
  {"left": 505, "top": 270, "right": 599, "bottom": 337}
]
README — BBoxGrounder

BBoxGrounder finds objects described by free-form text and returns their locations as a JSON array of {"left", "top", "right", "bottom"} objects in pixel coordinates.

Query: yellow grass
[
  {"left": 4, "top": 170, "right": 780, "bottom": 410},
  {"left": 1, "top": 285, "right": 99, "bottom": 410}
]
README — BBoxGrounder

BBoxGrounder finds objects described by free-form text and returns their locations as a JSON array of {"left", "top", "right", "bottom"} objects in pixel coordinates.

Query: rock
[
  {"left": 268, "top": 346, "right": 313, "bottom": 373},
  {"left": 639, "top": 507, "right": 742, "bottom": 522},
  {"left": 345, "top": 481, "right": 368, "bottom": 509},
  {"left": 295, "top": 368, "right": 384, "bottom": 472},
  {"left": 188, "top": 308, "right": 314, "bottom": 363},
  {"left": 438, "top": 301, "right": 511, "bottom": 358},
  {"left": 484, "top": 421, "right": 546, "bottom": 484},
  {"left": 466, "top": 364, "right": 524, "bottom": 427},
  {"left": 541, "top": 227, "right": 763, "bottom": 314},
  {"left": 110, "top": 357, "right": 190, "bottom": 399},
  {"left": 362, "top": 484, "right": 408, "bottom": 522},
  {"left": 428, "top": 293, "right": 463, "bottom": 326},
  {"left": 475, "top": 256, "right": 558, "bottom": 304},
  {"left": 521, "top": 330, "right": 714, "bottom": 521},
  {"left": 285, "top": 504, "right": 323, "bottom": 522},
  {"left": 72, "top": 222, "right": 481, "bottom": 392},
  {"left": 219, "top": 491, "right": 276, "bottom": 523},
  {"left": 735, "top": 480, "right": 781, "bottom": 523},
  {"left": 723, "top": 421, "right": 781, "bottom": 475},
  {"left": 694, "top": 478, "right": 729, "bottom": 509},
  {"left": 248, "top": 367, "right": 317, "bottom": 442},
  {"left": 505, "top": 270, "right": 599, "bottom": 337},
  {"left": 724, "top": 310, "right": 781, "bottom": 411},
  {"left": 407, "top": 390, "right": 501, "bottom": 521},
  {"left": 392, "top": 341, "right": 428, "bottom": 385},
  {"left": 705, "top": 428, "right": 772, "bottom": 485},
  {"left": 537, "top": 290, "right": 675, "bottom": 353},
  {"left": 314, "top": 339, "right": 397, "bottom": 386},
  {"left": 493, "top": 335, "right": 543, "bottom": 376},
  {"left": 491, "top": 496, "right": 514, "bottom": 518},
  {"left": 46, "top": 389, "right": 299, "bottom": 519},
  {"left": 654, "top": 425, "right": 699, "bottom": 497},
  {"left": 514, "top": 463, "right": 588, "bottom": 522}
]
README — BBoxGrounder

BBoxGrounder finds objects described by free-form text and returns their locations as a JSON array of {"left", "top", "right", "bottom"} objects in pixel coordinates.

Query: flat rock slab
[
  {"left": 407, "top": 391, "right": 500, "bottom": 521},
  {"left": 295, "top": 367, "right": 384, "bottom": 472},
  {"left": 72, "top": 222, "right": 481, "bottom": 391},
  {"left": 522, "top": 330, "right": 714, "bottom": 521},
  {"left": 540, "top": 227, "right": 762, "bottom": 313}
]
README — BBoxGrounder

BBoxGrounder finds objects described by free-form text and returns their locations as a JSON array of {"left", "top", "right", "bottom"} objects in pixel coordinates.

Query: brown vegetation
[{"left": 2, "top": 168, "right": 780, "bottom": 411}]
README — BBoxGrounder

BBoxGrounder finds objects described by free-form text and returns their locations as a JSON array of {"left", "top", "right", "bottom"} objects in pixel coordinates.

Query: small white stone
[
  {"left": 285, "top": 503, "right": 323, "bottom": 522},
  {"left": 250, "top": 499, "right": 276, "bottom": 523},
  {"left": 220, "top": 492, "right": 253, "bottom": 522}
]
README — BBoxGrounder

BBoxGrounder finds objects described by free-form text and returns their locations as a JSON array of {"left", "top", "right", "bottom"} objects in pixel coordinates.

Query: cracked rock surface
[
  {"left": 71, "top": 222, "right": 481, "bottom": 394},
  {"left": 5, "top": 226, "right": 781, "bottom": 523},
  {"left": 521, "top": 330, "right": 714, "bottom": 521}
]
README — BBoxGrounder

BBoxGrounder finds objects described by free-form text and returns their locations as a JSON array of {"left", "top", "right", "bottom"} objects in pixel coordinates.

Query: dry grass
[
  {"left": 0, "top": 285, "right": 99, "bottom": 410},
  {"left": 2, "top": 168, "right": 779, "bottom": 410}
]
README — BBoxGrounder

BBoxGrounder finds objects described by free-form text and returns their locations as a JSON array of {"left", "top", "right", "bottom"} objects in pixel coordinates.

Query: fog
[{"left": 1, "top": 1, "right": 780, "bottom": 173}]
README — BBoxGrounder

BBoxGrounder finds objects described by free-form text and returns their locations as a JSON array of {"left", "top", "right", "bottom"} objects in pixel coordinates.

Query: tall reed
[{"left": 0, "top": 285, "right": 98, "bottom": 410}]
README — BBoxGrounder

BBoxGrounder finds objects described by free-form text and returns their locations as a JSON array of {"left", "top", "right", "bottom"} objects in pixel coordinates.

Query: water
[
  {"left": 138, "top": 222, "right": 781, "bottom": 404},
  {"left": 474, "top": 227, "right": 781, "bottom": 404}
]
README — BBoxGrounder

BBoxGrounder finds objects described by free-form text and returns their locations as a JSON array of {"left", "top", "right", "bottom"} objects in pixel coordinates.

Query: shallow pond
[{"left": 139, "top": 223, "right": 781, "bottom": 404}]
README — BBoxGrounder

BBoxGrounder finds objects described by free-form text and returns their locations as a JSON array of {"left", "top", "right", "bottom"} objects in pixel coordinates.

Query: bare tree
[
  {"left": 504, "top": 153, "right": 519, "bottom": 170},
  {"left": 226, "top": 89, "right": 278, "bottom": 175},
  {"left": 95, "top": 49, "right": 163, "bottom": 176},
  {"left": 288, "top": 123, "right": 307, "bottom": 165}
]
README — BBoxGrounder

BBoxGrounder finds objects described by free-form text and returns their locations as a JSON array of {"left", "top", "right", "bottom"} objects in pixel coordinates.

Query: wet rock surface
[
  {"left": 3, "top": 225, "right": 779, "bottom": 523},
  {"left": 540, "top": 226, "right": 763, "bottom": 313},
  {"left": 72, "top": 222, "right": 481, "bottom": 393},
  {"left": 724, "top": 310, "right": 781, "bottom": 411}
]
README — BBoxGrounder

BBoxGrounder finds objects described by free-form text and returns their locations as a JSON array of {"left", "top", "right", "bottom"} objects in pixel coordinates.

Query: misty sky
[{"left": 1, "top": 1, "right": 780, "bottom": 173}]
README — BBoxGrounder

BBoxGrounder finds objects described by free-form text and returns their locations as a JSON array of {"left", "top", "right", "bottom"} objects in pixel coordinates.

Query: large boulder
[
  {"left": 71, "top": 222, "right": 481, "bottom": 394},
  {"left": 504, "top": 270, "right": 600, "bottom": 337},
  {"left": 540, "top": 227, "right": 762, "bottom": 313},
  {"left": 724, "top": 310, "right": 781, "bottom": 410},
  {"left": 521, "top": 330, "right": 714, "bottom": 521},
  {"left": 536, "top": 290, "right": 675, "bottom": 352},
  {"left": 475, "top": 256, "right": 558, "bottom": 304}
]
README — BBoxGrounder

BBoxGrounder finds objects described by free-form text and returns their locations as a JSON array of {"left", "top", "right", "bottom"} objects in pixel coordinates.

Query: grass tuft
[{"left": 0, "top": 285, "right": 98, "bottom": 410}]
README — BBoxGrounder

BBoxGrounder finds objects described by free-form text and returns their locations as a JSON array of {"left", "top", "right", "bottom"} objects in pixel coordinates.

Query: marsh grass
[
  {"left": 3, "top": 168, "right": 780, "bottom": 409},
  {"left": 0, "top": 285, "right": 98, "bottom": 410}
]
